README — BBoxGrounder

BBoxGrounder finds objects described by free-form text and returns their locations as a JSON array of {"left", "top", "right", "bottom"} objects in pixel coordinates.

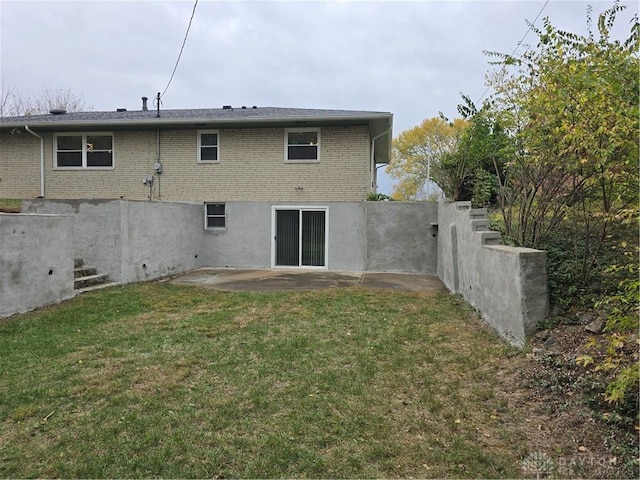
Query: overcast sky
[{"left": 1, "top": 0, "right": 636, "bottom": 194}]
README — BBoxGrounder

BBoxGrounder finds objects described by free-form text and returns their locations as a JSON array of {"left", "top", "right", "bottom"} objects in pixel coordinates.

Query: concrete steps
[
  {"left": 74, "top": 259, "right": 115, "bottom": 293},
  {"left": 470, "top": 208, "right": 503, "bottom": 245}
]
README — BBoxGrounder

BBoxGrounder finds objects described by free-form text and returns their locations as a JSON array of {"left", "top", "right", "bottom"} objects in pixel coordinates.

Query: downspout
[
  {"left": 25, "top": 125, "right": 45, "bottom": 197},
  {"left": 370, "top": 128, "right": 390, "bottom": 192},
  {"left": 156, "top": 127, "right": 161, "bottom": 199}
]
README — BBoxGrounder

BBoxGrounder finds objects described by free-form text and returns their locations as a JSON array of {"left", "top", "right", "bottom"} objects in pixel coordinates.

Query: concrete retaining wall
[
  {"left": 22, "top": 199, "right": 202, "bottom": 283},
  {"left": 437, "top": 201, "right": 549, "bottom": 346},
  {"left": 0, "top": 213, "right": 74, "bottom": 317},
  {"left": 21, "top": 199, "right": 437, "bottom": 278},
  {"left": 23, "top": 200, "right": 123, "bottom": 281},
  {"left": 366, "top": 202, "right": 438, "bottom": 274}
]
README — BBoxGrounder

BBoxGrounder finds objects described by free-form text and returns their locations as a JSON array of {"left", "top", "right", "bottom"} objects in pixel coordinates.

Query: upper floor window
[
  {"left": 54, "top": 133, "right": 113, "bottom": 169},
  {"left": 198, "top": 130, "right": 219, "bottom": 163},
  {"left": 285, "top": 128, "right": 320, "bottom": 162}
]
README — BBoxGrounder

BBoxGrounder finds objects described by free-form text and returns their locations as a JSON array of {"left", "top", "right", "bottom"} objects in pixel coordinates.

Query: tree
[
  {"left": 386, "top": 116, "right": 467, "bottom": 201},
  {"left": 0, "top": 86, "right": 90, "bottom": 117},
  {"left": 485, "top": 1, "right": 638, "bottom": 276},
  {"left": 433, "top": 95, "right": 516, "bottom": 206}
]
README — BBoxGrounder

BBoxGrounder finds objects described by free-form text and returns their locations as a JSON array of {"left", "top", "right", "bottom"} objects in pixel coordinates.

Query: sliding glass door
[{"left": 274, "top": 207, "right": 327, "bottom": 268}]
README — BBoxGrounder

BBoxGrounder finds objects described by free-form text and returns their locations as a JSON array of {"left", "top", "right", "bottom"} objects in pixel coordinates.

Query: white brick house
[{"left": 0, "top": 104, "right": 393, "bottom": 202}]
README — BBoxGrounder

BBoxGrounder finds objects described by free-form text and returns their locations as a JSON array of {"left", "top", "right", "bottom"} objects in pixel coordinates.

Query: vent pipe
[{"left": 142, "top": 96, "right": 148, "bottom": 111}]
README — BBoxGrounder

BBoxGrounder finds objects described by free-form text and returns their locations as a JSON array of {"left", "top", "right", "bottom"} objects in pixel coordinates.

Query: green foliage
[
  {"left": 366, "top": 192, "right": 393, "bottom": 201},
  {"left": 595, "top": 252, "right": 639, "bottom": 410},
  {"left": 471, "top": 168, "right": 497, "bottom": 207},
  {"left": 488, "top": 2, "right": 639, "bottom": 255}
]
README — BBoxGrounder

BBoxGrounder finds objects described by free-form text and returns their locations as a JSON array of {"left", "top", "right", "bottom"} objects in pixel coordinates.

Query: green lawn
[
  {"left": 0, "top": 284, "right": 528, "bottom": 478},
  {"left": 0, "top": 199, "right": 21, "bottom": 213}
]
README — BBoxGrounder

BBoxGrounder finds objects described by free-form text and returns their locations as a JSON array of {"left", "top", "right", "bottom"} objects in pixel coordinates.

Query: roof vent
[
  {"left": 117, "top": 108, "right": 127, "bottom": 112},
  {"left": 49, "top": 109, "right": 67, "bottom": 115},
  {"left": 241, "top": 106, "right": 247, "bottom": 109},
  {"left": 141, "top": 96, "right": 148, "bottom": 111},
  {"left": 222, "top": 105, "right": 232, "bottom": 110},
  {"left": 252, "top": 106, "right": 257, "bottom": 109}
]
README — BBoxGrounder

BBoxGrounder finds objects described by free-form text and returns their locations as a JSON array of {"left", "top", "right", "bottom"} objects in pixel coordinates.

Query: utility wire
[
  {"left": 160, "top": 0, "right": 199, "bottom": 100},
  {"left": 475, "top": 0, "right": 550, "bottom": 106}
]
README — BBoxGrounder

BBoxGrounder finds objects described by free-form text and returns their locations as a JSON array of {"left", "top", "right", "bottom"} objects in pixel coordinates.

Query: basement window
[
  {"left": 285, "top": 128, "right": 320, "bottom": 162},
  {"left": 205, "top": 202, "right": 226, "bottom": 229},
  {"left": 54, "top": 133, "right": 113, "bottom": 169}
]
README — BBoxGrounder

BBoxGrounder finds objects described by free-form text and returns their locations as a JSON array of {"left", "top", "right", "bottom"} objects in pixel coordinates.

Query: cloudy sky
[{"left": 1, "top": 0, "right": 636, "bottom": 193}]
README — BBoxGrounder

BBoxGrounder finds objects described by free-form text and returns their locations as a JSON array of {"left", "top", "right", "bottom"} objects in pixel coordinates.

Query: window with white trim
[
  {"left": 198, "top": 130, "right": 219, "bottom": 162},
  {"left": 205, "top": 203, "right": 226, "bottom": 229},
  {"left": 285, "top": 128, "right": 320, "bottom": 162},
  {"left": 54, "top": 133, "right": 113, "bottom": 168}
]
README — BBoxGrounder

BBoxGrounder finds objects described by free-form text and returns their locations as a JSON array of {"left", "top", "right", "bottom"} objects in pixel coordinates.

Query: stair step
[
  {"left": 475, "top": 231, "right": 502, "bottom": 245},
  {"left": 74, "top": 266, "right": 97, "bottom": 278},
  {"left": 74, "top": 281, "right": 119, "bottom": 295},
  {"left": 470, "top": 219, "right": 490, "bottom": 231},
  {"left": 470, "top": 208, "right": 488, "bottom": 219},
  {"left": 74, "top": 274, "right": 109, "bottom": 290}
]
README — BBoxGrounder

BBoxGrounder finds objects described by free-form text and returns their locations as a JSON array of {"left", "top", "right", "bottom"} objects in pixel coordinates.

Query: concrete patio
[{"left": 168, "top": 268, "right": 447, "bottom": 293}]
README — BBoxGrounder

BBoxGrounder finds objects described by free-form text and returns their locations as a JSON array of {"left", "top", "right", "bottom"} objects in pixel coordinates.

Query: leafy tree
[
  {"left": 436, "top": 95, "right": 516, "bottom": 206},
  {"left": 486, "top": 1, "right": 638, "bottom": 264},
  {"left": 481, "top": 1, "right": 639, "bottom": 412},
  {"left": 0, "top": 86, "right": 90, "bottom": 116},
  {"left": 386, "top": 116, "right": 467, "bottom": 200}
]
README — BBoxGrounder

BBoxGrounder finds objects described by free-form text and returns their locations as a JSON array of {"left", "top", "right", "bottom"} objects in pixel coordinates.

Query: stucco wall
[
  {"left": 118, "top": 201, "right": 203, "bottom": 283},
  {"left": 4, "top": 126, "right": 372, "bottom": 202},
  {"left": 437, "top": 201, "right": 549, "bottom": 346},
  {"left": 0, "top": 213, "right": 74, "bottom": 317},
  {"left": 20, "top": 200, "right": 440, "bottom": 279},
  {"left": 22, "top": 199, "right": 202, "bottom": 283},
  {"left": 366, "top": 202, "right": 438, "bottom": 274},
  {"left": 201, "top": 202, "right": 368, "bottom": 271}
]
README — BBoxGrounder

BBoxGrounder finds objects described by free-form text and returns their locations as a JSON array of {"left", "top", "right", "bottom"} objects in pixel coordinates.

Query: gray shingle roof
[{"left": 1, "top": 106, "right": 391, "bottom": 126}]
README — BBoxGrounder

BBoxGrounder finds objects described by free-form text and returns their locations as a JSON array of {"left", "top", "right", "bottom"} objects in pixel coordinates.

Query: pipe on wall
[
  {"left": 370, "top": 128, "right": 390, "bottom": 192},
  {"left": 24, "top": 125, "right": 45, "bottom": 197}
]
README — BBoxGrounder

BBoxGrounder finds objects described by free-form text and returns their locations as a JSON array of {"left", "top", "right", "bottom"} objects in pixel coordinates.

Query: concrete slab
[{"left": 168, "top": 268, "right": 447, "bottom": 293}]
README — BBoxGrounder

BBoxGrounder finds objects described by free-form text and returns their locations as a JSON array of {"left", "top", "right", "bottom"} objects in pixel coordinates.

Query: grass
[
  {"left": 0, "top": 283, "right": 528, "bottom": 478},
  {"left": 0, "top": 198, "right": 21, "bottom": 213}
]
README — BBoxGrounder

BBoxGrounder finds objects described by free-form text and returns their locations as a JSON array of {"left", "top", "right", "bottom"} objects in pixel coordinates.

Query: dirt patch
[{"left": 500, "top": 324, "right": 639, "bottom": 479}]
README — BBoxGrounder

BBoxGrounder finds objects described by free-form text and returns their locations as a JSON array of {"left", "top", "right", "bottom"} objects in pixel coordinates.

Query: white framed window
[
  {"left": 285, "top": 128, "right": 320, "bottom": 163},
  {"left": 198, "top": 130, "right": 219, "bottom": 163},
  {"left": 54, "top": 133, "right": 113, "bottom": 169},
  {"left": 204, "top": 202, "right": 226, "bottom": 229}
]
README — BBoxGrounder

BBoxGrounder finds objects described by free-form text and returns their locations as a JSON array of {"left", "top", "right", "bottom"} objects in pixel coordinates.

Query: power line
[
  {"left": 475, "top": 0, "right": 550, "bottom": 106},
  {"left": 160, "top": 0, "right": 199, "bottom": 100}
]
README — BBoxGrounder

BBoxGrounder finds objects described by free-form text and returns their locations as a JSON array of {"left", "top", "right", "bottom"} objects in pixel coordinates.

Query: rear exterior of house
[
  {"left": 0, "top": 105, "right": 392, "bottom": 202},
  {"left": 1, "top": 104, "right": 395, "bottom": 271}
]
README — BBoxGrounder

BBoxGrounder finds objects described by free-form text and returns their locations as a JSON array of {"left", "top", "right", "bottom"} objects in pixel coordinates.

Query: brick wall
[
  {"left": 1, "top": 126, "right": 372, "bottom": 202},
  {"left": 0, "top": 132, "right": 42, "bottom": 198}
]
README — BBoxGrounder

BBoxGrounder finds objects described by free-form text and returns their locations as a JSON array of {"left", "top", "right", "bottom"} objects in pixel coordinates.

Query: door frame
[{"left": 271, "top": 205, "right": 329, "bottom": 269}]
